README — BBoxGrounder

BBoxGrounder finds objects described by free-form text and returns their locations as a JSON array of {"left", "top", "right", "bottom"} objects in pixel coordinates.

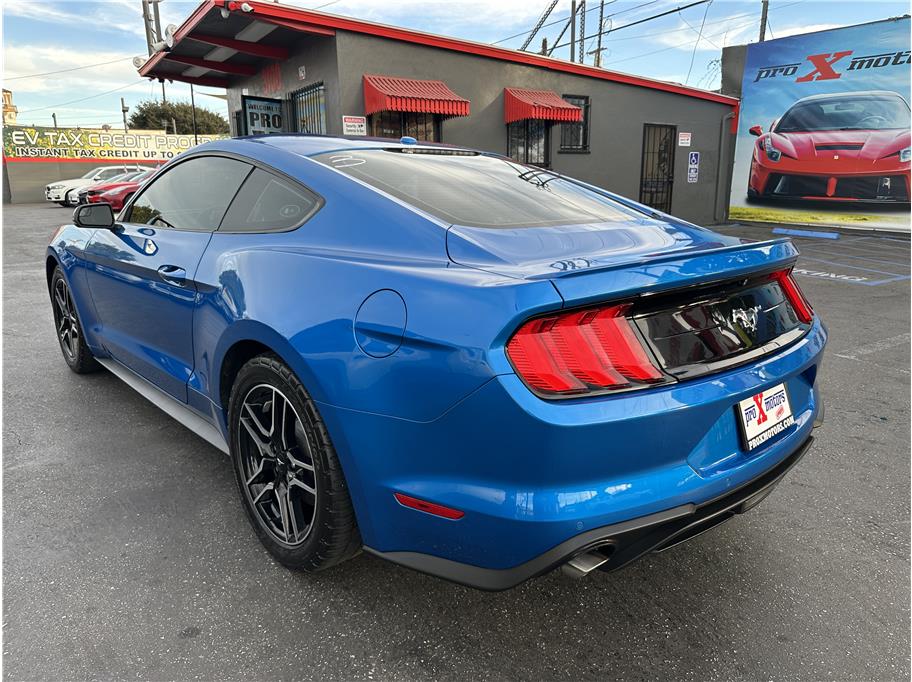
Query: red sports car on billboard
[
  {"left": 87, "top": 169, "right": 156, "bottom": 211},
  {"left": 747, "top": 91, "right": 910, "bottom": 203}
]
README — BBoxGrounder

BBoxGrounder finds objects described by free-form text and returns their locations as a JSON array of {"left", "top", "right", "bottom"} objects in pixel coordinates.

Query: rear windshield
[{"left": 312, "top": 149, "right": 639, "bottom": 228}]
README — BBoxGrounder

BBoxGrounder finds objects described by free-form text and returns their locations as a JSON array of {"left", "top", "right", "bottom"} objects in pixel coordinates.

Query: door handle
[{"left": 157, "top": 264, "right": 187, "bottom": 286}]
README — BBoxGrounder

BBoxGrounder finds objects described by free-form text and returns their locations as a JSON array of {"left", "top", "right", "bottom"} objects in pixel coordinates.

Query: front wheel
[
  {"left": 50, "top": 267, "right": 100, "bottom": 373},
  {"left": 228, "top": 354, "right": 361, "bottom": 571}
]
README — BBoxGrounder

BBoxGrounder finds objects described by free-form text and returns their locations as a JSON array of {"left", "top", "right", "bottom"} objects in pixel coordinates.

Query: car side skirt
[{"left": 98, "top": 357, "right": 229, "bottom": 454}]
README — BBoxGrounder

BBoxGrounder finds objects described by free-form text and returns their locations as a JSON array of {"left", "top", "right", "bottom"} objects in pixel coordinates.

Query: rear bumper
[
  {"left": 367, "top": 433, "right": 815, "bottom": 590},
  {"left": 322, "top": 317, "right": 826, "bottom": 584}
]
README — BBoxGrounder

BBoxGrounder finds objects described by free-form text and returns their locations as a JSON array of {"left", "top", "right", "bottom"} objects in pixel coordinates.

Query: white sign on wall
[
  {"left": 297, "top": 65, "right": 307, "bottom": 81},
  {"left": 342, "top": 115, "right": 367, "bottom": 136},
  {"left": 678, "top": 132, "right": 692, "bottom": 146}
]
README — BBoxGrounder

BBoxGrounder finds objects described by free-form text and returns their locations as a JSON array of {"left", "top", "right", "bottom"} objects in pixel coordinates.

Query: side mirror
[
  {"left": 74, "top": 203, "right": 116, "bottom": 229},
  {"left": 749, "top": 125, "right": 763, "bottom": 137}
]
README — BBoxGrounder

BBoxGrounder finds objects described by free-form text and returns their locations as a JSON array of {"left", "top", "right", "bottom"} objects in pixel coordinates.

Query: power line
[
  {"left": 605, "top": 17, "right": 757, "bottom": 66},
  {"left": 493, "top": 0, "right": 657, "bottom": 45},
  {"left": 17, "top": 81, "right": 146, "bottom": 114},
  {"left": 550, "top": 0, "right": 710, "bottom": 51},
  {"left": 684, "top": 0, "right": 712, "bottom": 84},
  {"left": 6, "top": 56, "right": 134, "bottom": 81}
]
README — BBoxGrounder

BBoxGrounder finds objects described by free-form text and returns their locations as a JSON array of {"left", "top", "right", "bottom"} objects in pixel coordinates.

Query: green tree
[{"left": 128, "top": 99, "right": 229, "bottom": 135}]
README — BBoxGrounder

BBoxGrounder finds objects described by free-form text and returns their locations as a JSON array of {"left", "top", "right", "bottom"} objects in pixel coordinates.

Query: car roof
[{"left": 237, "top": 133, "right": 480, "bottom": 158}]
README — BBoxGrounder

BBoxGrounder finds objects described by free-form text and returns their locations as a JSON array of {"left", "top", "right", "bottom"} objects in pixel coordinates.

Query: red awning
[
  {"left": 503, "top": 88, "right": 582, "bottom": 124},
  {"left": 363, "top": 75, "right": 470, "bottom": 118}
]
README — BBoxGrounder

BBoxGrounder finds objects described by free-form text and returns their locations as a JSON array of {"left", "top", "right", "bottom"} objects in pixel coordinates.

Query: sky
[{"left": 3, "top": 0, "right": 909, "bottom": 129}]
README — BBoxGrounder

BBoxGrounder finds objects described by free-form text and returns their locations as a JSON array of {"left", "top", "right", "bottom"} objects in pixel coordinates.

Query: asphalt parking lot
[{"left": 3, "top": 202, "right": 909, "bottom": 681}]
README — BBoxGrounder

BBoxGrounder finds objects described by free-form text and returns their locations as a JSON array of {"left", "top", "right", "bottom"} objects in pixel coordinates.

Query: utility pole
[
  {"left": 569, "top": 1, "right": 576, "bottom": 62},
  {"left": 541, "top": 37, "right": 548, "bottom": 55},
  {"left": 121, "top": 97, "right": 130, "bottom": 131},
  {"left": 190, "top": 84, "right": 199, "bottom": 144},
  {"left": 51, "top": 113, "right": 58, "bottom": 129},
  {"left": 594, "top": 0, "right": 605, "bottom": 67},
  {"left": 578, "top": 0, "right": 586, "bottom": 64},
  {"left": 759, "top": 0, "right": 769, "bottom": 41},
  {"left": 171, "top": 116, "right": 178, "bottom": 135}
]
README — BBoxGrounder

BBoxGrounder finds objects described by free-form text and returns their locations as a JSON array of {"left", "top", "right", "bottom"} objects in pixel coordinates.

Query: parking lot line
[{"left": 799, "top": 256, "right": 910, "bottom": 279}]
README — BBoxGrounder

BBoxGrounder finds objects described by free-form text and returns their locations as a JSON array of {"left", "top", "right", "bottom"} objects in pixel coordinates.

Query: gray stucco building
[{"left": 140, "top": 0, "right": 740, "bottom": 224}]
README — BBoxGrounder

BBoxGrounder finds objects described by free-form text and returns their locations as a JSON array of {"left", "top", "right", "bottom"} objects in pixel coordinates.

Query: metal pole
[
  {"left": 141, "top": 0, "right": 154, "bottom": 55},
  {"left": 151, "top": 0, "right": 163, "bottom": 42},
  {"left": 578, "top": 0, "right": 586, "bottom": 64},
  {"left": 759, "top": 0, "right": 769, "bottom": 41},
  {"left": 161, "top": 81, "right": 166, "bottom": 103},
  {"left": 121, "top": 97, "right": 129, "bottom": 131},
  {"left": 52, "top": 113, "right": 58, "bottom": 129},
  {"left": 190, "top": 84, "right": 198, "bottom": 145},
  {"left": 171, "top": 116, "right": 177, "bottom": 135},
  {"left": 541, "top": 37, "right": 548, "bottom": 55},
  {"left": 569, "top": 0, "right": 576, "bottom": 62},
  {"left": 595, "top": 0, "right": 605, "bottom": 67}
]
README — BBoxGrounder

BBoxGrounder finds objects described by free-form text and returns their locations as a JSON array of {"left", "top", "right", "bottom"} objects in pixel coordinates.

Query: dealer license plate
[{"left": 737, "top": 383, "right": 795, "bottom": 451}]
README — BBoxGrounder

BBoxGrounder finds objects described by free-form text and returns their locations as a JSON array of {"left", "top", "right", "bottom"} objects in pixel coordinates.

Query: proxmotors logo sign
[{"left": 754, "top": 48, "right": 911, "bottom": 82}]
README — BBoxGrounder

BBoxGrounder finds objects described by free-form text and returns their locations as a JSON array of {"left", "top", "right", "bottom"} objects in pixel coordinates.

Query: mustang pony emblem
[{"left": 731, "top": 305, "right": 762, "bottom": 333}]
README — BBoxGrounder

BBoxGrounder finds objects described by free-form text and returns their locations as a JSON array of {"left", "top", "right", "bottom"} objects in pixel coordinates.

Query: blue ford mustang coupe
[{"left": 47, "top": 135, "right": 826, "bottom": 590}]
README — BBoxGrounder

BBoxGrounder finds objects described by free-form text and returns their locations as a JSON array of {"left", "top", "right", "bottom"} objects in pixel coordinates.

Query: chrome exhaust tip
[{"left": 561, "top": 544, "right": 615, "bottom": 579}]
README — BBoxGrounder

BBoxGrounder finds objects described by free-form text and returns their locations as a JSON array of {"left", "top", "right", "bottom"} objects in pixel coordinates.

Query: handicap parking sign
[{"left": 687, "top": 151, "right": 700, "bottom": 183}]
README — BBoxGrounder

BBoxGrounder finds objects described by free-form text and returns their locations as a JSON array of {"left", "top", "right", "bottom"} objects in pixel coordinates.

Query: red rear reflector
[
  {"left": 394, "top": 493, "right": 464, "bottom": 520},
  {"left": 506, "top": 302, "right": 668, "bottom": 398},
  {"left": 775, "top": 270, "right": 814, "bottom": 323}
]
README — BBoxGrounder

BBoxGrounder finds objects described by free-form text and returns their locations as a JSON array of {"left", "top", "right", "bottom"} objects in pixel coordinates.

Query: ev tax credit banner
[
  {"left": 3, "top": 126, "right": 225, "bottom": 162},
  {"left": 729, "top": 17, "right": 911, "bottom": 231}
]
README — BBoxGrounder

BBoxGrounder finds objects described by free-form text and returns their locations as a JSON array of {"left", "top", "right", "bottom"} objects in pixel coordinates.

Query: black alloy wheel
[
  {"left": 238, "top": 383, "right": 318, "bottom": 546},
  {"left": 50, "top": 267, "right": 99, "bottom": 374},
  {"left": 228, "top": 354, "right": 361, "bottom": 571}
]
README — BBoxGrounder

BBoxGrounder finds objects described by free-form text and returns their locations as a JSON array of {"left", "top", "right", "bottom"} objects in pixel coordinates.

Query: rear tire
[
  {"left": 56, "top": 201, "right": 68, "bottom": 207},
  {"left": 228, "top": 353, "right": 361, "bottom": 571},
  {"left": 50, "top": 267, "right": 100, "bottom": 374}
]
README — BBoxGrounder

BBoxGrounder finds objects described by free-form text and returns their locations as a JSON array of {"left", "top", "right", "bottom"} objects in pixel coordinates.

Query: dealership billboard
[
  {"left": 3, "top": 126, "right": 225, "bottom": 162},
  {"left": 729, "top": 17, "right": 910, "bottom": 230}
]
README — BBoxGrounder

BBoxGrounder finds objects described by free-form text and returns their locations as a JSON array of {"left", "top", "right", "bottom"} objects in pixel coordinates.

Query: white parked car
[{"left": 45, "top": 165, "right": 151, "bottom": 206}]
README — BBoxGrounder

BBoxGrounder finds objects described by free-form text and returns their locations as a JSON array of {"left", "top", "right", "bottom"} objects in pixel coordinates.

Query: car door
[{"left": 83, "top": 155, "right": 252, "bottom": 401}]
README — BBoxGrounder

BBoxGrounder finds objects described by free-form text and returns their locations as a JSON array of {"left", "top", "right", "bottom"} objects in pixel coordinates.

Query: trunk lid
[
  {"left": 446, "top": 219, "right": 800, "bottom": 305},
  {"left": 446, "top": 217, "right": 742, "bottom": 282}
]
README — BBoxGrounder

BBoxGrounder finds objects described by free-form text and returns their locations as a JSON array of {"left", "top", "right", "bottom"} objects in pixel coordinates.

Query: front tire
[
  {"left": 50, "top": 267, "right": 100, "bottom": 374},
  {"left": 228, "top": 354, "right": 361, "bottom": 571}
]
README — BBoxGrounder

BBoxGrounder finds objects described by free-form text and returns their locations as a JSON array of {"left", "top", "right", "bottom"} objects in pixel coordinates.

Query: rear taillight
[
  {"left": 506, "top": 303, "right": 669, "bottom": 398},
  {"left": 775, "top": 269, "right": 814, "bottom": 323}
]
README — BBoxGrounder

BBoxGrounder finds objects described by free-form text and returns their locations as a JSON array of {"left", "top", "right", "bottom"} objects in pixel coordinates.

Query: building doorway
[{"left": 639, "top": 123, "right": 676, "bottom": 213}]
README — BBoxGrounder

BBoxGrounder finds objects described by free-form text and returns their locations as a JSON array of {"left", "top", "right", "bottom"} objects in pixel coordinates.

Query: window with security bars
[
  {"left": 560, "top": 95, "right": 590, "bottom": 152},
  {"left": 507, "top": 119, "right": 550, "bottom": 167},
  {"left": 290, "top": 82, "right": 327, "bottom": 134},
  {"left": 370, "top": 111, "right": 440, "bottom": 142}
]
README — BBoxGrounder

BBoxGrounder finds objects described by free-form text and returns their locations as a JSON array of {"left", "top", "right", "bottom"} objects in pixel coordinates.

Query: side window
[
  {"left": 219, "top": 169, "right": 319, "bottom": 232},
  {"left": 98, "top": 168, "right": 124, "bottom": 180},
  {"left": 127, "top": 156, "right": 251, "bottom": 231}
]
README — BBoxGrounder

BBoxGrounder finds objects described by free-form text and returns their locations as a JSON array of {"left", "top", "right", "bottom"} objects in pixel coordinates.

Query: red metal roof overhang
[
  {"left": 504, "top": 88, "right": 581, "bottom": 124},
  {"left": 363, "top": 75, "right": 469, "bottom": 118},
  {"left": 139, "top": 0, "right": 739, "bottom": 111}
]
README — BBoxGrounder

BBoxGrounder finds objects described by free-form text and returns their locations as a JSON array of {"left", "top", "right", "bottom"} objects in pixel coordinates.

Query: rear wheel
[
  {"left": 50, "top": 267, "right": 100, "bottom": 373},
  {"left": 228, "top": 354, "right": 361, "bottom": 571}
]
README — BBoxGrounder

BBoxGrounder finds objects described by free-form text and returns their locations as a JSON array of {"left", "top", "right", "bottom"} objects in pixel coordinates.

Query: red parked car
[
  {"left": 87, "top": 168, "right": 157, "bottom": 211},
  {"left": 748, "top": 91, "right": 910, "bottom": 203}
]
